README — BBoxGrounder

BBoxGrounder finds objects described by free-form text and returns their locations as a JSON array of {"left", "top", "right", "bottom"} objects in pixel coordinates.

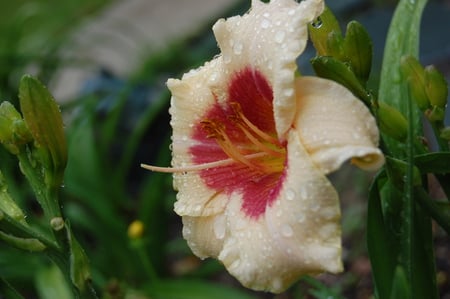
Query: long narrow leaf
[
  {"left": 378, "top": 0, "right": 427, "bottom": 156},
  {"left": 367, "top": 172, "right": 397, "bottom": 299}
]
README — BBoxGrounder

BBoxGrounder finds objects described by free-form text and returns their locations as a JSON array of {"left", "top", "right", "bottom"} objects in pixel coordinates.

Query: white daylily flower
[{"left": 144, "top": 0, "right": 384, "bottom": 293}]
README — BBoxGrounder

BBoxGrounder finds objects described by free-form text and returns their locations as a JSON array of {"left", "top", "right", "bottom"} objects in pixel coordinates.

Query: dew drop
[
  {"left": 223, "top": 53, "right": 232, "bottom": 64},
  {"left": 310, "top": 203, "right": 321, "bottom": 212},
  {"left": 261, "top": 19, "right": 271, "bottom": 29},
  {"left": 281, "top": 224, "right": 294, "bottom": 237},
  {"left": 283, "top": 88, "right": 294, "bottom": 97},
  {"left": 272, "top": 277, "right": 283, "bottom": 291},
  {"left": 233, "top": 41, "right": 243, "bottom": 55},
  {"left": 274, "top": 30, "right": 285, "bottom": 44},
  {"left": 297, "top": 214, "right": 305, "bottom": 223},
  {"left": 352, "top": 132, "right": 361, "bottom": 140},
  {"left": 213, "top": 215, "right": 226, "bottom": 240},
  {"left": 311, "top": 17, "right": 322, "bottom": 28},
  {"left": 235, "top": 218, "right": 246, "bottom": 230},
  {"left": 299, "top": 187, "right": 308, "bottom": 200},
  {"left": 288, "top": 9, "right": 295, "bottom": 16},
  {"left": 286, "top": 188, "right": 296, "bottom": 201},
  {"left": 183, "top": 226, "right": 191, "bottom": 236}
]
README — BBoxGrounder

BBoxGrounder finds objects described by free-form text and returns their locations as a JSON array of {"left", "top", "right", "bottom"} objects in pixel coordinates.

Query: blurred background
[{"left": 0, "top": 0, "right": 449, "bottom": 298}]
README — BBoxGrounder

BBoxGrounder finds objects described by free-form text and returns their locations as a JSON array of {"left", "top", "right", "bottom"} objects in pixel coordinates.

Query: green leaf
[
  {"left": 385, "top": 156, "right": 421, "bottom": 188},
  {"left": 0, "top": 230, "right": 46, "bottom": 251},
  {"left": 378, "top": 0, "right": 428, "bottom": 156},
  {"left": 367, "top": 172, "right": 398, "bottom": 299},
  {"left": 414, "top": 152, "right": 450, "bottom": 174},
  {"left": 66, "top": 223, "right": 95, "bottom": 297},
  {"left": 0, "top": 277, "right": 26, "bottom": 299},
  {"left": 35, "top": 264, "right": 74, "bottom": 299},
  {"left": 390, "top": 266, "right": 411, "bottom": 299},
  {"left": 150, "top": 279, "right": 257, "bottom": 299}
]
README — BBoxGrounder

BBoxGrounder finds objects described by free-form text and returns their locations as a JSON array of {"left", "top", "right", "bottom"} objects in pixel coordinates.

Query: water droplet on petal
[
  {"left": 288, "top": 9, "right": 295, "bottom": 16},
  {"left": 213, "top": 215, "right": 226, "bottom": 240},
  {"left": 233, "top": 41, "right": 243, "bottom": 55},
  {"left": 311, "top": 17, "right": 322, "bottom": 28},
  {"left": 297, "top": 214, "right": 305, "bottom": 223},
  {"left": 235, "top": 218, "right": 246, "bottom": 230},
  {"left": 310, "top": 203, "right": 321, "bottom": 212},
  {"left": 261, "top": 19, "right": 271, "bottom": 29},
  {"left": 283, "top": 88, "right": 294, "bottom": 97},
  {"left": 183, "top": 226, "right": 191, "bottom": 236},
  {"left": 286, "top": 188, "right": 296, "bottom": 201},
  {"left": 274, "top": 30, "right": 285, "bottom": 44},
  {"left": 281, "top": 224, "right": 294, "bottom": 238},
  {"left": 272, "top": 277, "right": 283, "bottom": 291}
]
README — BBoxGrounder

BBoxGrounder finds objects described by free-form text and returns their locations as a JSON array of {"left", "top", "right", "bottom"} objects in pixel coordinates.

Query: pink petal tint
[{"left": 190, "top": 67, "right": 286, "bottom": 218}]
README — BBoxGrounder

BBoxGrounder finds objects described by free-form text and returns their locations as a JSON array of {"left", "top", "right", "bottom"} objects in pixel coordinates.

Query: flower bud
[
  {"left": 311, "top": 56, "right": 370, "bottom": 103},
  {"left": 343, "top": 21, "right": 373, "bottom": 82},
  {"left": 426, "top": 106, "right": 445, "bottom": 123},
  {"left": 0, "top": 101, "right": 32, "bottom": 155},
  {"left": 128, "top": 220, "right": 145, "bottom": 239},
  {"left": 400, "top": 56, "right": 429, "bottom": 110},
  {"left": 308, "top": 6, "right": 343, "bottom": 57},
  {"left": 424, "top": 65, "right": 448, "bottom": 108},
  {"left": 440, "top": 127, "right": 450, "bottom": 140},
  {"left": 18, "top": 75, "right": 67, "bottom": 187},
  {"left": 377, "top": 102, "right": 408, "bottom": 141}
]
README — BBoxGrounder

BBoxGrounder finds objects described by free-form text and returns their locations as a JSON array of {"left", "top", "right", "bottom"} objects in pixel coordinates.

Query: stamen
[
  {"left": 141, "top": 152, "right": 269, "bottom": 173},
  {"left": 211, "top": 125, "right": 263, "bottom": 170},
  {"left": 230, "top": 102, "right": 281, "bottom": 146},
  {"left": 235, "top": 122, "right": 285, "bottom": 157}
]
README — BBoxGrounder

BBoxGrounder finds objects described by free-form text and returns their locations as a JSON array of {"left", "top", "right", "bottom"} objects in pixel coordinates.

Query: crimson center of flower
[{"left": 190, "top": 67, "right": 287, "bottom": 218}]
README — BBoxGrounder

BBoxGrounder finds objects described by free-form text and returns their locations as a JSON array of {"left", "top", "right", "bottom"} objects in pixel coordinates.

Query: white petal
[
  {"left": 168, "top": 59, "right": 229, "bottom": 217},
  {"left": 182, "top": 215, "right": 225, "bottom": 259},
  {"left": 216, "top": 131, "right": 342, "bottom": 293},
  {"left": 294, "top": 76, "right": 385, "bottom": 174},
  {"left": 212, "top": 0, "right": 324, "bottom": 138}
]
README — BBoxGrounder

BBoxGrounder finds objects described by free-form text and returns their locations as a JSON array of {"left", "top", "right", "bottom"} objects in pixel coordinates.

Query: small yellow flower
[
  {"left": 144, "top": 0, "right": 384, "bottom": 293},
  {"left": 128, "top": 220, "right": 145, "bottom": 239}
]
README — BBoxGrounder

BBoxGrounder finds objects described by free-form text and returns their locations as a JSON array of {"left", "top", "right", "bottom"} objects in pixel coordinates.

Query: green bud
[
  {"left": 400, "top": 56, "right": 429, "bottom": 110},
  {"left": 377, "top": 102, "right": 408, "bottom": 141},
  {"left": 343, "top": 21, "right": 373, "bottom": 82},
  {"left": 0, "top": 230, "right": 46, "bottom": 252},
  {"left": 18, "top": 75, "right": 67, "bottom": 187},
  {"left": 426, "top": 106, "right": 445, "bottom": 123},
  {"left": 424, "top": 65, "right": 448, "bottom": 108},
  {"left": 0, "top": 172, "right": 27, "bottom": 224},
  {"left": 0, "top": 101, "right": 32, "bottom": 154},
  {"left": 311, "top": 56, "right": 370, "bottom": 104},
  {"left": 441, "top": 127, "right": 450, "bottom": 140},
  {"left": 308, "top": 6, "right": 343, "bottom": 57}
]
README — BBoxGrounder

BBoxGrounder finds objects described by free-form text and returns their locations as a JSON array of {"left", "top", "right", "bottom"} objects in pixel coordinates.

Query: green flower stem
[
  {"left": 131, "top": 238, "right": 159, "bottom": 284},
  {"left": 431, "top": 122, "right": 449, "bottom": 152},
  {"left": 400, "top": 87, "right": 415, "bottom": 285},
  {"left": 415, "top": 187, "right": 450, "bottom": 233}
]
